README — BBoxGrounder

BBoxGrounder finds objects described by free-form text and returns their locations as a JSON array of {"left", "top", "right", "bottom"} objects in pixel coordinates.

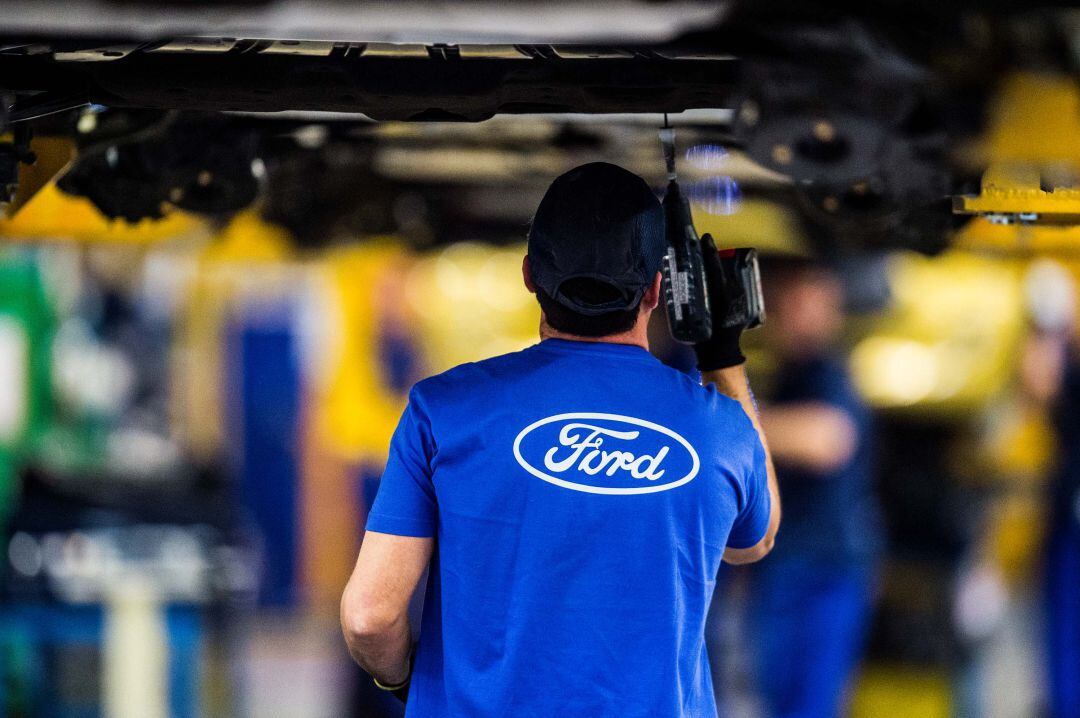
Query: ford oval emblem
[{"left": 512, "top": 412, "right": 700, "bottom": 495}]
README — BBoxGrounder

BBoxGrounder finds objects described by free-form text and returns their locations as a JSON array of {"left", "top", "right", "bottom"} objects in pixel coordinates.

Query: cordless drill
[{"left": 659, "top": 124, "right": 764, "bottom": 344}]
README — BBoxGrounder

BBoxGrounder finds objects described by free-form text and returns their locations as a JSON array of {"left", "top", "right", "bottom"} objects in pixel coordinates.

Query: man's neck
[{"left": 539, "top": 320, "right": 650, "bottom": 351}]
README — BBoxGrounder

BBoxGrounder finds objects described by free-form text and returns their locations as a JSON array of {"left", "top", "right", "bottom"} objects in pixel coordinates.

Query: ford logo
[{"left": 512, "top": 412, "right": 700, "bottom": 495}]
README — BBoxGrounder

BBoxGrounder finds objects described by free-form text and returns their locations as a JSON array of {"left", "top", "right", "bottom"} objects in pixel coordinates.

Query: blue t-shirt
[{"left": 366, "top": 338, "right": 770, "bottom": 718}]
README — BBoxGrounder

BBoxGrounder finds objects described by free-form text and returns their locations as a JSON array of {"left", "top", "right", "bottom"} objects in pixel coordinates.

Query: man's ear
[
  {"left": 522, "top": 255, "right": 538, "bottom": 294},
  {"left": 642, "top": 271, "right": 662, "bottom": 310}
]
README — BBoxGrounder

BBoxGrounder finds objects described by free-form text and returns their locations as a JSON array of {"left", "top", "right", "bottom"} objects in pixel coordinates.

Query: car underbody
[{"left": 2, "top": 1, "right": 1078, "bottom": 254}]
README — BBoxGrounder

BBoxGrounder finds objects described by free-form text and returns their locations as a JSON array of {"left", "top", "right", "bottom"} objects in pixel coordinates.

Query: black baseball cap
[{"left": 527, "top": 162, "right": 666, "bottom": 316}]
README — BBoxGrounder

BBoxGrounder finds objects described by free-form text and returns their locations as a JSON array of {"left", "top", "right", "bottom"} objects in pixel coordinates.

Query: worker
[
  {"left": 1044, "top": 353, "right": 1080, "bottom": 718},
  {"left": 340, "top": 162, "right": 780, "bottom": 717},
  {"left": 1015, "top": 261, "right": 1080, "bottom": 718},
  {"left": 743, "top": 256, "right": 881, "bottom": 718}
]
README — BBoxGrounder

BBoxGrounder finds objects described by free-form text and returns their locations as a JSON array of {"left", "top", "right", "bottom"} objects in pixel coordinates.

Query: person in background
[
  {"left": 1043, "top": 350, "right": 1080, "bottom": 718},
  {"left": 746, "top": 256, "right": 882, "bottom": 718},
  {"left": 1016, "top": 260, "right": 1080, "bottom": 718}
]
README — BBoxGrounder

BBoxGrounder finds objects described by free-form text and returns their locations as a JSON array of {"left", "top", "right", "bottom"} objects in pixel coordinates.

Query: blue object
[
  {"left": 0, "top": 603, "right": 203, "bottom": 718},
  {"left": 747, "top": 559, "right": 874, "bottom": 718},
  {"left": 366, "top": 339, "right": 770, "bottom": 718},
  {"left": 737, "top": 354, "right": 880, "bottom": 718},
  {"left": 1046, "top": 515, "right": 1080, "bottom": 718},
  {"left": 164, "top": 606, "right": 202, "bottom": 718},
  {"left": 1, "top": 604, "right": 102, "bottom": 718},
  {"left": 1046, "top": 358, "right": 1080, "bottom": 718},
  {"left": 230, "top": 317, "right": 302, "bottom": 607},
  {"left": 378, "top": 327, "right": 422, "bottom": 395}
]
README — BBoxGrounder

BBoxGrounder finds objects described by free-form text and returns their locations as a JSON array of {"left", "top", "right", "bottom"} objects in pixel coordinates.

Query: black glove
[{"left": 693, "top": 233, "right": 747, "bottom": 371}]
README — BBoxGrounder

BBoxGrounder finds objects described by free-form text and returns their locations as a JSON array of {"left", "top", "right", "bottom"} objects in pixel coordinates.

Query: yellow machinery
[
  {"left": 956, "top": 73, "right": 1080, "bottom": 230},
  {"left": 0, "top": 134, "right": 203, "bottom": 244}
]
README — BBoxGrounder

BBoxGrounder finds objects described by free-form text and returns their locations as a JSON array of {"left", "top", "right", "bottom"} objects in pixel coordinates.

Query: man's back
[{"left": 367, "top": 338, "right": 770, "bottom": 717}]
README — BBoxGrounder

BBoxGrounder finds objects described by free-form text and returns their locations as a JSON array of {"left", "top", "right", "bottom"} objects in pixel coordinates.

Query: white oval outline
[{"left": 512, "top": 412, "right": 700, "bottom": 495}]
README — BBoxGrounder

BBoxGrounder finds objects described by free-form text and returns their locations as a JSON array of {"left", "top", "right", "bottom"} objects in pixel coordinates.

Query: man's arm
[
  {"left": 340, "top": 531, "right": 433, "bottom": 686},
  {"left": 701, "top": 364, "right": 781, "bottom": 565}
]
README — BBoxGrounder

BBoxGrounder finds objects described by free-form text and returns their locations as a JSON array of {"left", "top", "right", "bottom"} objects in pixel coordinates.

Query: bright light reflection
[
  {"left": 687, "top": 176, "right": 741, "bottom": 216},
  {"left": 851, "top": 337, "right": 940, "bottom": 406}
]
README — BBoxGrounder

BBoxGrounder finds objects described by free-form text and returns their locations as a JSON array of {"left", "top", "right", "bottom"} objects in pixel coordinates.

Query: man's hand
[
  {"left": 692, "top": 234, "right": 748, "bottom": 371},
  {"left": 695, "top": 239, "right": 781, "bottom": 561},
  {"left": 693, "top": 238, "right": 778, "bottom": 562}
]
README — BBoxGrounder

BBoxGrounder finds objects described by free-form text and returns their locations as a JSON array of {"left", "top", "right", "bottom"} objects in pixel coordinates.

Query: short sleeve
[
  {"left": 726, "top": 435, "right": 771, "bottom": 549},
  {"left": 365, "top": 389, "right": 438, "bottom": 537}
]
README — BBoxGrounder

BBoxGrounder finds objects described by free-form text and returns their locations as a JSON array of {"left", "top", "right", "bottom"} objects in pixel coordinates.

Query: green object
[{"left": 0, "top": 251, "right": 56, "bottom": 517}]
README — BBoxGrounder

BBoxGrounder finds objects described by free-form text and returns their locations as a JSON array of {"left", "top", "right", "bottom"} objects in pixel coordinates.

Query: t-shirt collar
[{"left": 536, "top": 337, "right": 657, "bottom": 362}]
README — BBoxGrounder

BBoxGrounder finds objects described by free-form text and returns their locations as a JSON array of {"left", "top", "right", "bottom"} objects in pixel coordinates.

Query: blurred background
[{"left": 3, "top": 2, "right": 1080, "bottom": 717}]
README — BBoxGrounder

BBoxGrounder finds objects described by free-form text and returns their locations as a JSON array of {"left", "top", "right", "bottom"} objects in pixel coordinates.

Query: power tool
[{"left": 659, "top": 119, "right": 764, "bottom": 343}]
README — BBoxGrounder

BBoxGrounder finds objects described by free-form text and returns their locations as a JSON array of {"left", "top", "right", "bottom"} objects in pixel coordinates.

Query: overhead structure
[{"left": 0, "top": 3, "right": 1078, "bottom": 256}]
